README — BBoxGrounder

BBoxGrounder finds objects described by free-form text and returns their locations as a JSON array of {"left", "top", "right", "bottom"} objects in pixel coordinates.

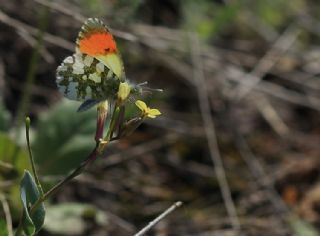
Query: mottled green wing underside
[{"left": 56, "top": 53, "right": 120, "bottom": 102}]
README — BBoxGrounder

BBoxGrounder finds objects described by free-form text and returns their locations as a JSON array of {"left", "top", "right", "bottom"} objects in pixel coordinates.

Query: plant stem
[
  {"left": 15, "top": 105, "right": 107, "bottom": 235},
  {"left": 25, "top": 117, "right": 43, "bottom": 194},
  {"left": 95, "top": 101, "right": 108, "bottom": 142},
  {"left": 105, "top": 103, "right": 118, "bottom": 140},
  {"left": 113, "top": 105, "right": 125, "bottom": 137},
  {"left": 29, "top": 103, "right": 107, "bottom": 215},
  {"left": 134, "top": 201, "right": 183, "bottom": 236},
  {"left": 14, "top": 146, "right": 100, "bottom": 236},
  {"left": 30, "top": 143, "right": 99, "bottom": 215}
]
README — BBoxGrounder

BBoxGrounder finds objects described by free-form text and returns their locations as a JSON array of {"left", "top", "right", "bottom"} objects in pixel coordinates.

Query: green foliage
[
  {"left": 0, "top": 219, "right": 8, "bottom": 236},
  {"left": 182, "top": 1, "right": 239, "bottom": 39},
  {"left": 0, "top": 132, "right": 30, "bottom": 175},
  {"left": 245, "top": 0, "right": 305, "bottom": 28},
  {"left": 33, "top": 100, "right": 96, "bottom": 175},
  {"left": 0, "top": 132, "right": 30, "bottom": 217},
  {"left": 44, "top": 203, "right": 108, "bottom": 235},
  {"left": 0, "top": 111, "right": 31, "bottom": 218},
  {"left": 20, "top": 170, "right": 45, "bottom": 235}
]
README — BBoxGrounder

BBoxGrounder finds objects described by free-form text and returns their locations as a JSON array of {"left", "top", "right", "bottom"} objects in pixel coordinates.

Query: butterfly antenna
[
  {"left": 136, "top": 81, "right": 163, "bottom": 94},
  {"left": 143, "top": 87, "right": 163, "bottom": 92},
  {"left": 137, "top": 81, "right": 148, "bottom": 86}
]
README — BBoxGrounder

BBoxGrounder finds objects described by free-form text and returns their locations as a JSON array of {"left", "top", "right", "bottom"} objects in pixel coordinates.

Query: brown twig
[
  {"left": 134, "top": 201, "right": 183, "bottom": 236},
  {"left": 17, "top": 30, "right": 54, "bottom": 63},
  {"left": 232, "top": 24, "right": 301, "bottom": 100},
  {"left": 253, "top": 95, "right": 290, "bottom": 137},
  {"left": 224, "top": 65, "right": 320, "bottom": 111},
  {"left": 32, "top": 0, "right": 138, "bottom": 42},
  {"left": 0, "top": 9, "right": 74, "bottom": 51},
  {"left": 101, "top": 134, "right": 178, "bottom": 168},
  {"left": 229, "top": 113, "right": 291, "bottom": 234},
  {"left": 189, "top": 32, "right": 240, "bottom": 232}
]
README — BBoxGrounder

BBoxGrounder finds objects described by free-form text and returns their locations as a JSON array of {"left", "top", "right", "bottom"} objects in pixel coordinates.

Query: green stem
[
  {"left": 114, "top": 106, "right": 125, "bottom": 137},
  {"left": 25, "top": 117, "right": 42, "bottom": 194},
  {"left": 105, "top": 103, "right": 119, "bottom": 140},
  {"left": 14, "top": 146, "right": 99, "bottom": 236},
  {"left": 95, "top": 102, "right": 108, "bottom": 142},
  {"left": 30, "top": 146, "right": 99, "bottom": 215},
  {"left": 15, "top": 104, "right": 106, "bottom": 235}
]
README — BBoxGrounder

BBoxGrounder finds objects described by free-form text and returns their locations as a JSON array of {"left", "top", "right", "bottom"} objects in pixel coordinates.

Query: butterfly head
[{"left": 121, "top": 81, "right": 162, "bottom": 104}]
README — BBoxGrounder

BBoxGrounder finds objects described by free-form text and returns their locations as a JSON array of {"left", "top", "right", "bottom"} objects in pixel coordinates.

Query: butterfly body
[{"left": 56, "top": 18, "right": 136, "bottom": 111}]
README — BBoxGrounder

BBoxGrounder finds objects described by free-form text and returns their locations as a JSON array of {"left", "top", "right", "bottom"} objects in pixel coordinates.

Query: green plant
[{"left": 14, "top": 88, "right": 161, "bottom": 236}]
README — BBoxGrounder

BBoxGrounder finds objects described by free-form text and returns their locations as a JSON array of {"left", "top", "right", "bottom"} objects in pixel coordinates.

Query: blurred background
[{"left": 0, "top": 0, "right": 320, "bottom": 235}]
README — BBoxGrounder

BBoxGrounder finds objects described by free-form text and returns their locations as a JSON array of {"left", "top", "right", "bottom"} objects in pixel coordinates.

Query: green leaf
[
  {"left": 0, "top": 132, "right": 30, "bottom": 175},
  {"left": 0, "top": 219, "right": 8, "bottom": 236},
  {"left": 44, "top": 202, "right": 108, "bottom": 235},
  {"left": 0, "top": 132, "right": 30, "bottom": 218},
  {"left": 33, "top": 100, "right": 96, "bottom": 175},
  {"left": 20, "top": 170, "right": 45, "bottom": 235}
]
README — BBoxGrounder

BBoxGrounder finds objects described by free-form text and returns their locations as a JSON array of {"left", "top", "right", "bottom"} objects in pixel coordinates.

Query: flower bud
[{"left": 117, "top": 82, "right": 131, "bottom": 102}]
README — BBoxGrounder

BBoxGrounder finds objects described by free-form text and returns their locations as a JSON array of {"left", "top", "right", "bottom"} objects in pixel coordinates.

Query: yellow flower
[
  {"left": 117, "top": 82, "right": 131, "bottom": 101},
  {"left": 135, "top": 100, "right": 161, "bottom": 118}
]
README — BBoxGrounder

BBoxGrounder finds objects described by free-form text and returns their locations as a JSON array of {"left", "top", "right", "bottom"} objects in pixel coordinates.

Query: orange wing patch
[{"left": 79, "top": 32, "right": 117, "bottom": 56}]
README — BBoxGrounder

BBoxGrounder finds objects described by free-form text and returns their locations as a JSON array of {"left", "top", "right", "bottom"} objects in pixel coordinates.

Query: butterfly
[{"left": 56, "top": 18, "right": 141, "bottom": 111}]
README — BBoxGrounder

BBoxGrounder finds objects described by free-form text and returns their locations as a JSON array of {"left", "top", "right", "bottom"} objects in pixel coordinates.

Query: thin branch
[
  {"left": 253, "top": 95, "right": 290, "bottom": 137},
  {"left": 0, "top": 9, "right": 74, "bottom": 51},
  {"left": 134, "top": 201, "right": 183, "bottom": 236},
  {"left": 33, "top": 0, "right": 86, "bottom": 22},
  {"left": 225, "top": 65, "right": 320, "bottom": 111},
  {"left": 32, "top": 0, "right": 138, "bottom": 42},
  {"left": 233, "top": 131, "right": 289, "bottom": 216},
  {"left": 101, "top": 134, "right": 178, "bottom": 168},
  {"left": 17, "top": 30, "right": 54, "bottom": 63},
  {"left": 139, "top": 29, "right": 320, "bottom": 112},
  {"left": 243, "top": 11, "right": 279, "bottom": 42},
  {"left": 229, "top": 112, "right": 291, "bottom": 234},
  {"left": 29, "top": 145, "right": 99, "bottom": 216},
  {"left": 189, "top": 32, "right": 240, "bottom": 232},
  {"left": 233, "top": 24, "right": 301, "bottom": 100}
]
